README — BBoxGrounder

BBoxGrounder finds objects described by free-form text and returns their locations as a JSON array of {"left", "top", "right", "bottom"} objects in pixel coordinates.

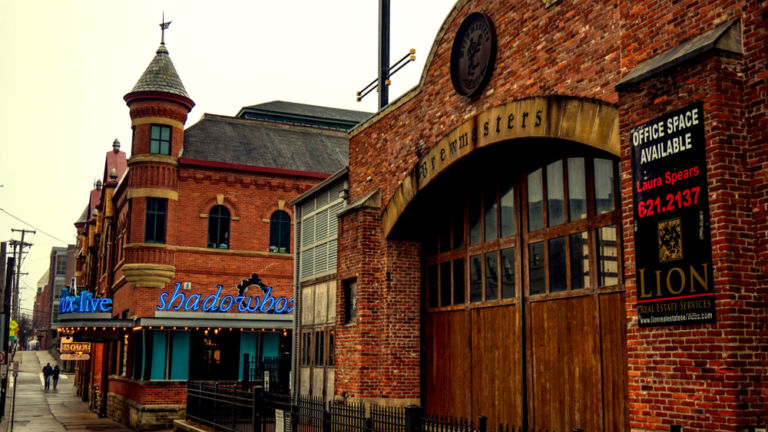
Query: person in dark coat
[
  {"left": 42, "top": 362, "right": 53, "bottom": 391},
  {"left": 52, "top": 364, "right": 60, "bottom": 390}
]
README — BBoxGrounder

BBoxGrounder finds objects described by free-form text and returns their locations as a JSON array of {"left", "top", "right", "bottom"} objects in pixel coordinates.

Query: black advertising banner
[{"left": 630, "top": 102, "right": 715, "bottom": 326}]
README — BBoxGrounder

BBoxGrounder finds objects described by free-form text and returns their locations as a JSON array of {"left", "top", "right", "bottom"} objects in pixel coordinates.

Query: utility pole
[
  {"left": 9, "top": 229, "right": 34, "bottom": 323},
  {"left": 0, "top": 254, "right": 13, "bottom": 420}
]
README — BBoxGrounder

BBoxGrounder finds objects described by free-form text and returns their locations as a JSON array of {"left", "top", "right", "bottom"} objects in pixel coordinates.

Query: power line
[{"left": 0, "top": 207, "right": 70, "bottom": 245}]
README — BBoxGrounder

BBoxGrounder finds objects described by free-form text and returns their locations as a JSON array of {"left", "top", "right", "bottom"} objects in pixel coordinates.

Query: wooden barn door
[{"left": 423, "top": 156, "right": 627, "bottom": 431}]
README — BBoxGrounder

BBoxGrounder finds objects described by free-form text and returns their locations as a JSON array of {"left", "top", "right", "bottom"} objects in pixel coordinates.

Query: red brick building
[
  {"left": 32, "top": 245, "right": 76, "bottom": 350},
  {"left": 336, "top": 1, "right": 766, "bottom": 431},
  {"left": 62, "top": 38, "right": 368, "bottom": 429}
]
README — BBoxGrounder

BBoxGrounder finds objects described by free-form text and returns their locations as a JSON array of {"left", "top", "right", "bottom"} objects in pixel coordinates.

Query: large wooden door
[{"left": 422, "top": 155, "right": 627, "bottom": 431}]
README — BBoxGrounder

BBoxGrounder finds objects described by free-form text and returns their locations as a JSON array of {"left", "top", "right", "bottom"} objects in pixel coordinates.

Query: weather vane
[{"left": 159, "top": 12, "right": 172, "bottom": 45}]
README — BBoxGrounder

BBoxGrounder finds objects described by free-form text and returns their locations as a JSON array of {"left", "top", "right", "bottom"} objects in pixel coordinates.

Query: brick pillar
[
  {"left": 335, "top": 203, "right": 422, "bottom": 405},
  {"left": 620, "top": 54, "right": 766, "bottom": 431}
]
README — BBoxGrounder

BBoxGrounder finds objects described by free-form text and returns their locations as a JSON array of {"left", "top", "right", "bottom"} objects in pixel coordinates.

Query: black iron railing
[
  {"left": 186, "top": 383, "right": 583, "bottom": 432},
  {"left": 186, "top": 381, "right": 255, "bottom": 432},
  {"left": 242, "top": 354, "right": 291, "bottom": 394}
]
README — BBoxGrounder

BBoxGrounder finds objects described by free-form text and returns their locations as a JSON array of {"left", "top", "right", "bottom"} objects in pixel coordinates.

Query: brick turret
[{"left": 121, "top": 42, "right": 194, "bottom": 292}]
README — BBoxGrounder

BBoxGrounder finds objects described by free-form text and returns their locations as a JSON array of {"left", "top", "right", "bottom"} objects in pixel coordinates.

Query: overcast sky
[{"left": 0, "top": 0, "right": 456, "bottom": 316}]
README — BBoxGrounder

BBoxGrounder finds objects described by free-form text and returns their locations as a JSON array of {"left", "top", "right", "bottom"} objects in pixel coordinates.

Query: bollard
[
  {"left": 404, "top": 405, "right": 423, "bottom": 432},
  {"left": 477, "top": 416, "right": 487, "bottom": 432}
]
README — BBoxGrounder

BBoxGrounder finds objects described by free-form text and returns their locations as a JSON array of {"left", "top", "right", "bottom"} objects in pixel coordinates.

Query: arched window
[
  {"left": 208, "top": 205, "right": 230, "bottom": 249},
  {"left": 269, "top": 210, "right": 290, "bottom": 253},
  {"left": 424, "top": 155, "right": 621, "bottom": 308}
]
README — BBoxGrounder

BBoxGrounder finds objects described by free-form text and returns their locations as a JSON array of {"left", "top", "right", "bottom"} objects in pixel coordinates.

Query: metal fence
[
  {"left": 242, "top": 354, "right": 291, "bottom": 394},
  {"left": 186, "top": 384, "right": 581, "bottom": 432},
  {"left": 186, "top": 381, "right": 256, "bottom": 432}
]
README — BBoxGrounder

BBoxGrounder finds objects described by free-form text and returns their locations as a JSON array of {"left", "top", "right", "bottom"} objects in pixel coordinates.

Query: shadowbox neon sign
[
  {"left": 157, "top": 274, "right": 294, "bottom": 314},
  {"left": 59, "top": 288, "right": 113, "bottom": 314}
]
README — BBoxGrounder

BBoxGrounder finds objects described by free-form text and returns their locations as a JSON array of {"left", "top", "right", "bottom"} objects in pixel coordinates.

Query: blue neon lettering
[
  {"left": 245, "top": 296, "right": 260, "bottom": 312},
  {"left": 60, "top": 291, "right": 112, "bottom": 314},
  {"left": 98, "top": 298, "right": 113, "bottom": 312},
  {"left": 234, "top": 296, "right": 246, "bottom": 312},
  {"left": 219, "top": 295, "right": 234, "bottom": 312},
  {"left": 259, "top": 287, "right": 274, "bottom": 313},
  {"left": 60, "top": 297, "right": 74, "bottom": 313},
  {"left": 274, "top": 297, "right": 287, "bottom": 313},
  {"left": 79, "top": 292, "right": 88, "bottom": 311},
  {"left": 184, "top": 294, "right": 201, "bottom": 311},
  {"left": 156, "top": 283, "right": 293, "bottom": 314},
  {"left": 202, "top": 285, "right": 223, "bottom": 312},
  {"left": 168, "top": 283, "right": 186, "bottom": 311}
]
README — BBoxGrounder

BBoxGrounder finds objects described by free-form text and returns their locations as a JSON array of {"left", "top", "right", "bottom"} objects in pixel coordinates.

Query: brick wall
[
  {"left": 336, "top": 206, "right": 385, "bottom": 398},
  {"left": 340, "top": 0, "right": 766, "bottom": 428},
  {"left": 618, "top": 1, "right": 768, "bottom": 428},
  {"left": 340, "top": 0, "right": 622, "bottom": 403},
  {"left": 109, "top": 375, "right": 187, "bottom": 405},
  {"left": 347, "top": 0, "right": 621, "bottom": 206}
]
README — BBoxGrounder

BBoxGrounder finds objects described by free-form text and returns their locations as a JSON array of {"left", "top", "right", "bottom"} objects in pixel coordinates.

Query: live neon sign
[
  {"left": 157, "top": 283, "right": 294, "bottom": 314},
  {"left": 59, "top": 288, "right": 113, "bottom": 314}
]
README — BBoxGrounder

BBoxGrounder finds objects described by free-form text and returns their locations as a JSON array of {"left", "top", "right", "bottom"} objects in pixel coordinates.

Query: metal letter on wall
[{"left": 630, "top": 102, "right": 715, "bottom": 326}]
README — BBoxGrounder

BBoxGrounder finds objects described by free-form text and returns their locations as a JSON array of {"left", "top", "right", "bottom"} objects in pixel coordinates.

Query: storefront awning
[{"left": 139, "top": 311, "right": 293, "bottom": 329}]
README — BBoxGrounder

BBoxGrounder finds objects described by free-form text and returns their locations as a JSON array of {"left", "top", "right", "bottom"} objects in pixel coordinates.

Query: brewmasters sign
[{"left": 630, "top": 102, "right": 715, "bottom": 326}]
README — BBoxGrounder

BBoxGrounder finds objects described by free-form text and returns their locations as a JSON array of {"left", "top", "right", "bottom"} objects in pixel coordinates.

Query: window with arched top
[
  {"left": 269, "top": 210, "right": 290, "bottom": 253},
  {"left": 208, "top": 205, "right": 230, "bottom": 249}
]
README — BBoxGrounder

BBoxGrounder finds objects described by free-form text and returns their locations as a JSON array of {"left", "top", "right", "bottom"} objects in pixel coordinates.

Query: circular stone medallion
[{"left": 450, "top": 12, "right": 497, "bottom": 98}]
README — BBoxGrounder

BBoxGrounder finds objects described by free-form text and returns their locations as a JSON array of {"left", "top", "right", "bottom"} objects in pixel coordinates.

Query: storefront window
[{"left": 189, "top": 330, "right": 239, "bottom": 381}]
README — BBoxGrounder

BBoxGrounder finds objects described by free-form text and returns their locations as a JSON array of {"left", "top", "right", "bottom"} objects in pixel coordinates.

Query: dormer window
[{"left": 150, "top": 125, "right": 171, "bottom": 155}]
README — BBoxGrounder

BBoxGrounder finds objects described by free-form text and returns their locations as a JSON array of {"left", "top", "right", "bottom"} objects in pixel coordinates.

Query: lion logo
[{"left": 658, "top": 218, "right": 683, "bottom": 262}]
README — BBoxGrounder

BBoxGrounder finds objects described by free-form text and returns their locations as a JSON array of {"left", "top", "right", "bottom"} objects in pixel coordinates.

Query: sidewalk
[{"left": 0, "top": 349, "right": 134, "bottom": 432}]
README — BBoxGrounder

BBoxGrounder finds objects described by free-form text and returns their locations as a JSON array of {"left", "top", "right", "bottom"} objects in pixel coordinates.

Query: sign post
[
  {"left": 630, "top": 102, "right": 715, "bottom": 326},
  {"left": 9, "top": 361, "right": 18, "bottom": 431}
]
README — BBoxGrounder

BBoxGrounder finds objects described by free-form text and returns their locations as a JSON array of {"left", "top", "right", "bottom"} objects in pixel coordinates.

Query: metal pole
[
  {"left": 9, "top": 364, "right": 17, "bottom": 432},
  {"left": 377, "top": 0, "right": 390, "bottom": 109}
]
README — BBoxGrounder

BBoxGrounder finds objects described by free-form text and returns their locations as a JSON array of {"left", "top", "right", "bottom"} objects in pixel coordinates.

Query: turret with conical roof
[
  {"left": 121, "top": 27, "right": 191, "bottom": 291},
  {"left": 124, "top": 43, "right": 194, "bottom": 110}
]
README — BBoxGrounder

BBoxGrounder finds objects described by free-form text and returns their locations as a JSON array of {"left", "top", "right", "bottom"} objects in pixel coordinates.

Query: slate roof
[
  {"left": 237, "top": 101, "right": 371, "bottom": 131},
  {"left": 182, "top": 114, "right": 350, "bottom": 175},
  {"left": 128, "top": 44, "right": 191, "bottom": 100},
  {"left": 75, "top": 205, "right": 89, "bottom": 225}
]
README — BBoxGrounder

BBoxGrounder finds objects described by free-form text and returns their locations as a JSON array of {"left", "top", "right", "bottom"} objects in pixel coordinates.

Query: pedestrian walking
[
  {"left": 42, "top": 362, "right": 53, "bottom": 391},
  {"left": 52, "top": 364, "right": 60, "bottom": 390}
]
